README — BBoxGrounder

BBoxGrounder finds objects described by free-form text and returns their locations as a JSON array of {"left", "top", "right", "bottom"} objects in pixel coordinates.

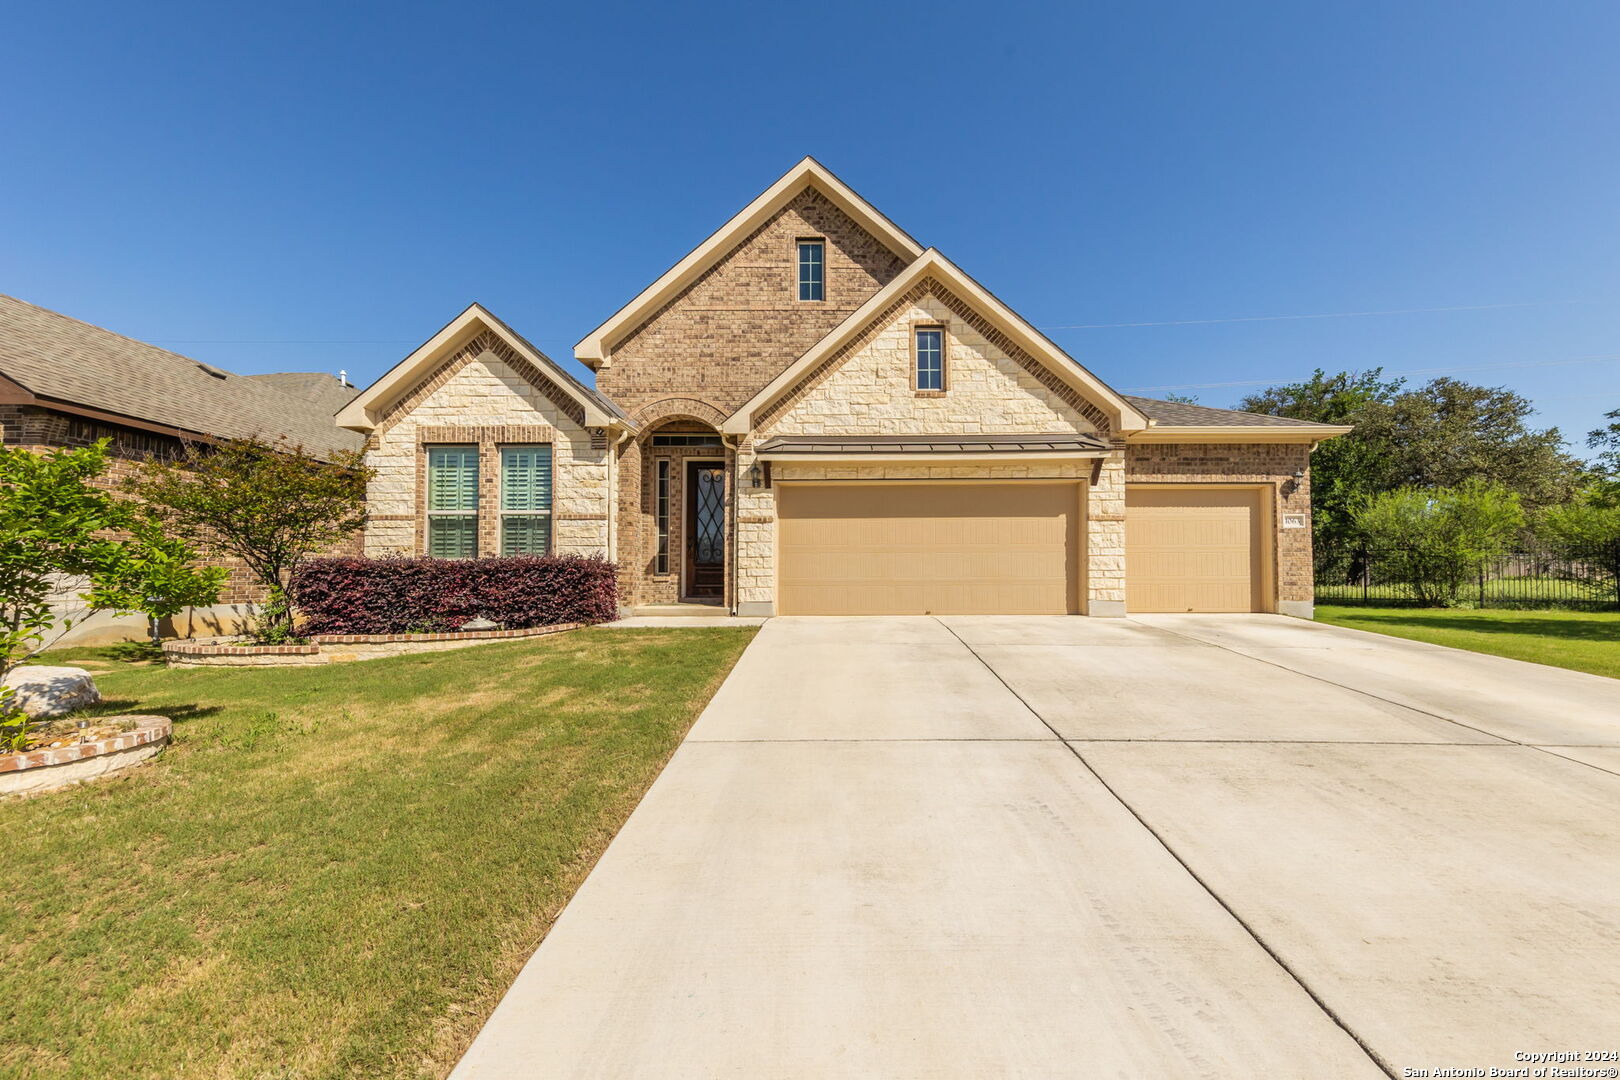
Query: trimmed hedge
[{"left": 293, "top": 555, "right": 619, "bottom": 635}]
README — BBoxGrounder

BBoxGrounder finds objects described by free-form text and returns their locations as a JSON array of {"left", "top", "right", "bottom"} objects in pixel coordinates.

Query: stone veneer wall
[
  {"left": 1124, "top": 442, "right": 1314, "bottom": 612},
  {"left": 362, "top": 349, "right": 608, "bottom": 558}
]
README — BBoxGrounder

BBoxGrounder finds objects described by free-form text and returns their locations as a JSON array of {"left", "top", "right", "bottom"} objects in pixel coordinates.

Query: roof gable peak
[{"left": 573, "top": 158, "right": 924, "bottom": 369}]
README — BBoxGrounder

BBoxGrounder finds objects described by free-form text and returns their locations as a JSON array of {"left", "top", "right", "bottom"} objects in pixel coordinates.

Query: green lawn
[
  {"left": 1, "top": 627, "right": 755, "bottom": 1080},
  {"left": 1314, "top": 605, "right": 1620, "bottom": 680}
]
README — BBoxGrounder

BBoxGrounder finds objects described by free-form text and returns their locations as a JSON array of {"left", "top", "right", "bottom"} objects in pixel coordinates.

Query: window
[
  {"left": 915, "top": 327, "right": 944, "bottom": 391},
  {"left": 500, "top": 446, "right": 553, "bottom": 556},
  {"left": 650, "top": 434, "right": 722, "bottom": 447},
  {"left": 426, "top": 446, "right": 479, "bottom": 558},
  {"left": 655, "top": 459, "right": 671, "bottom": 574},
  {"left": 797, "top": 240, "right": 824, "bottom": 301}
]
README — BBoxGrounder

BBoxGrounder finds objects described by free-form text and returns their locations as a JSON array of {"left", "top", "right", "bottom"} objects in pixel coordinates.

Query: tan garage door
[
  {"left": 777, "top": 483, "right": 1079, "bottom": 615},
  {"left": 1126, "top": 486, "right": 1266, "bottom": 612}
]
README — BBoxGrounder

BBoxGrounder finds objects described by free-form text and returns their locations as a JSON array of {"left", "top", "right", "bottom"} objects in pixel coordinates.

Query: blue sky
[{"left": 5, "top": 1, "right": 1617, "bottom": 455}]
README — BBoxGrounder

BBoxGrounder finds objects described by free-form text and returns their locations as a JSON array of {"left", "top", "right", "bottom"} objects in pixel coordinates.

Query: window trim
[
  {"left": 796, "top": 238, "right": 825, "bottom": 302},
  {"left": 913, "top": 323, "right": 947, "bottom": 393},
  {"left": 655, "top": 458, "right": 671, "bottom": 575},
  {"left": 498, "top": 444, "right": 554, "bottom": 557},
  {"left": 425, "top": 444, "right": 480, "bottom": 559}
]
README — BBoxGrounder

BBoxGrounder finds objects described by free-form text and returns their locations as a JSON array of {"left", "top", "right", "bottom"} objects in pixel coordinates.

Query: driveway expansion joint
[{"left": 933, "top": 616, "right": 1401, "bottom": 1080}]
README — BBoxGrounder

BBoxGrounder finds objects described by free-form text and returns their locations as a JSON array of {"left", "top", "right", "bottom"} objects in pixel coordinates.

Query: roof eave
[{"left": 1126, "top": 424, "right": 1354, "bottom": 444}]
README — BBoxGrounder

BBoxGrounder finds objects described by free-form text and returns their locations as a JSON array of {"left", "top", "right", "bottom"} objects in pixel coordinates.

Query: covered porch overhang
[{"left": 752, "top": 433, "right": 1112, "bottom": 465}]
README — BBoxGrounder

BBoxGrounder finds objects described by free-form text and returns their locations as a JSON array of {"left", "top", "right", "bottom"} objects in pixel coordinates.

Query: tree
[
  {"left": 1238, "top": 369, "right": 1403, "bottom": 550},
  {"left": 128, "top": 438, "right": 370, "bottom": 639},
  {"left": 1351, "top": 479, "right": 1525, "bottom": 605},
  {"left": 1589, "top": 407, "right": 1620, "bottom": 475},
  {"left": 1, "top": 441, "right": 222, "bottom": 742},
  {"left": 1240, "top": 370, "right": 1584, "bottom": 548}
]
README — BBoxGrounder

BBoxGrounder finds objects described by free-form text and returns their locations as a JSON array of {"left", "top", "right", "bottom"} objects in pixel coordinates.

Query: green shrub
[{"left": 1351, "top": 479, "right": 1524, "bottom": 605}]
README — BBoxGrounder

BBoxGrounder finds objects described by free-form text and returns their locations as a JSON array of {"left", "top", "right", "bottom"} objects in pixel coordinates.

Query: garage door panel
[
  {"left": 777, "top": 483, "right": 1078, "bottom": 616},
  {"left": 1126, "top": 487, "right": 1265, "bottom": 613}
]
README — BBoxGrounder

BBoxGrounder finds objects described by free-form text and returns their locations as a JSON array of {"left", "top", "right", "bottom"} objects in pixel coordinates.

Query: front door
[{"left": 684, "top": 461, "right": 725, "bottom": 600}]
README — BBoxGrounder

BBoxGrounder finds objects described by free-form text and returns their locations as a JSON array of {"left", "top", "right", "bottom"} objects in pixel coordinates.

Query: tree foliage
[
  {"left": 1, "top": 441, "right": 222, "bottom": 735},
  {"left": 1240, "top": 370, "right": 1584, "bottom": 548},
  {"left": 128, "top": 438, "right": 370, "bottom": 636},
  {"left": 1350, "top": 479, "right": 1525, "bottom": 605},
  {"left": 1589, "top": 407, "right": 1620, "bottom": 476}
]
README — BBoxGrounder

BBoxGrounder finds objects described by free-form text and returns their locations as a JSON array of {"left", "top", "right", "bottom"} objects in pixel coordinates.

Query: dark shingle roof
[
  {"left": 755, "top": 433, "right": 1110, "bottom": 454},
  {"left": 0, "top": 295, "right": 363, "bottom": 458},
  {"left": 244, "top": 372, "right": 360, "bottom": 415},
  {"left": 1124, "top": 395, "right": 1343, "bottom": 429}
]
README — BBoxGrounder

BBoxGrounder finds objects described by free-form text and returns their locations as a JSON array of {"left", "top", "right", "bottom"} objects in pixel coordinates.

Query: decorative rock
[
  {"left": 2, "top": 666, "right": 101, "bottom": 720},
  {"left": 459, "top": 616, "right": 498, "bottom": 631}
]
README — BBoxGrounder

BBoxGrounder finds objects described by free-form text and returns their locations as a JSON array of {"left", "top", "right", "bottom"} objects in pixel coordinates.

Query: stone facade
[{"left": 363, "top": 340, "right": 609, "bottom": 559}]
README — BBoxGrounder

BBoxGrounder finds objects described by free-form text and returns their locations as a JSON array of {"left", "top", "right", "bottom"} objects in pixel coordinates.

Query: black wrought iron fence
[{"left": 1315, "top": 543, "right": 1620, "bottom": 609}]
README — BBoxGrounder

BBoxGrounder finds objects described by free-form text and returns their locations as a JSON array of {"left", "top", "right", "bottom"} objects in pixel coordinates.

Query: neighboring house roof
[
  {"left": 335, "top": 303, "right": 628, "bottom": 433},
  {"left": 245, "top": 372, "right": 360, "bottom": 414},
  {"left": 1124, "top": 394, "right": 1353, "bottom": 443},
  {"left": 573, "top": 157, "right": 926, "bottom": 369},
  {"left": 754, "top": 433, "right": 1111, "bottom": 459},
  {"left": 0, "top": 293, "right": 363, "bottom": 458},
  {"left": 721, "top": 248, "right": 1151, "bottom": 437}
]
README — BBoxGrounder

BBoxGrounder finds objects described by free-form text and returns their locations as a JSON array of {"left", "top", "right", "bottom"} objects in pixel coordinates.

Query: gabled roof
[
  {"left": 336, "top": 303, "right": 627, "bottom": 433},
  {"left": 0, "top": 293, "right": 363, "bottom": 459},
  {"left": 1125, "top": 395, "right": 1353, "bottom": 443},
  {"left": 573, "top": 156, "right": 925, "bottom": 369},
  {"left": 720, "top": 249, "right": 1150, "bottom": 436}
]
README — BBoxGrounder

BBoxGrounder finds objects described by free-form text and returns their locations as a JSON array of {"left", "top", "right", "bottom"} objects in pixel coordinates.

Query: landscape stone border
[
  {"left": 0, "top": 715, "right": 171, "bottom": 796},
  {"left": 162, "top": 622, "right": 586, "bottom": 668}
]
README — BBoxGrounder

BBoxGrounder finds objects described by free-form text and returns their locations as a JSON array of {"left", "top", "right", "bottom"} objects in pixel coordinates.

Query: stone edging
[
  {"left": 162, "top": 623, "right": 586, "bottom": 667},
  {"left": 0, "top": 715, "right": 171, "bottom": 795}
]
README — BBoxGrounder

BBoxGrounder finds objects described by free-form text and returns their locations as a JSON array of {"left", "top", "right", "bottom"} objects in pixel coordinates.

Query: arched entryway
[{"left": 624, "top": 417, "right": 734, "bottom": 608}]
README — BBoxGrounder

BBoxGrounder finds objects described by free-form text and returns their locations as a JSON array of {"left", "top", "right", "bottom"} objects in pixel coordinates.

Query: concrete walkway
[{"left": 452, "top": 615, "right": 1620, "bottom": 1079}]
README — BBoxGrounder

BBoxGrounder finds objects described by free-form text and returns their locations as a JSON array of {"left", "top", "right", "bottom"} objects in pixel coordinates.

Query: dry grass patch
[{"left": 0, "top": 627, "right": 756, "bottom": 1080}]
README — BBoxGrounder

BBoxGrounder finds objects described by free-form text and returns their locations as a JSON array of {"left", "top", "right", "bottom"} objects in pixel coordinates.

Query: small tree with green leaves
[
  {"left": 1351, "top": 479, "right": 1525, "bottom": 605},
  {"left": 128, "top": 437, "right": 370, "bottom": 640},
  {"left": 1, "top": 441, "right": 223, "bottom": 746}
]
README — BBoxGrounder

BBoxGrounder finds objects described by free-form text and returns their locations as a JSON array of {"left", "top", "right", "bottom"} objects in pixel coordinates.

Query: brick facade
[
  {"left": 1124, "top": 442, "right": 1314, "bottom": 610},
  {"left": 597, "top": 187, "right": 906, "bottom": 418}
]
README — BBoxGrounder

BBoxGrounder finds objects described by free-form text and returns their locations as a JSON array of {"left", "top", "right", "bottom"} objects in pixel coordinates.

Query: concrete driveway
[{"left": 452, "top": 615, "right": 1620, "bottom": 1079}]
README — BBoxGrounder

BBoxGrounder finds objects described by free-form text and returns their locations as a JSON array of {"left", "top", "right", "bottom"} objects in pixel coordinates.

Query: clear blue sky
[{"left": 5, "top": 1, "right": 1617, "bottom": 456}]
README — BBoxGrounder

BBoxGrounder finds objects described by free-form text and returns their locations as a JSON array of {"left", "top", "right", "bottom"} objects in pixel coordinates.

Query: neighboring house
[
  {"left": 341, "top": 158, "right": 1349, "bottom": 618},
  {"left": 0, "top": 293, "right": 364, "bottom": 642}
]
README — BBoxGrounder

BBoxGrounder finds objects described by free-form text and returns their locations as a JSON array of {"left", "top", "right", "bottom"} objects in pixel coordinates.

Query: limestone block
[{"left": 3, "top": 666, "right": 101, "bottom": 719}]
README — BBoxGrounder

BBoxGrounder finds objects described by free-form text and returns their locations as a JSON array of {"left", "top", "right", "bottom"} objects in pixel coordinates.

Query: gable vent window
[
  {"left": 426, "top": 446, "right": 479, "bottom": 558},
  {"left": 797, "top": 240, "right": 824, "bottom": 301},
  {"left": 500, "top": 445, "right": 553, "bottom": 556},
  {"left": 915, "top": 327, "right": 945, "bottom": 391}
]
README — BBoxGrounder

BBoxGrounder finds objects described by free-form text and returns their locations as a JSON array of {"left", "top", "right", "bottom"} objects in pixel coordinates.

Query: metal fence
[{"left": 1315, "top": 543, "right": 1620, "bottom": 609}]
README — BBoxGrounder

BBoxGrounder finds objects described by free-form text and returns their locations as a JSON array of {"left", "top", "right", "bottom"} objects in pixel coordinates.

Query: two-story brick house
[{"left": 339, "top": 159, "right": 1348, "bottom": 617}]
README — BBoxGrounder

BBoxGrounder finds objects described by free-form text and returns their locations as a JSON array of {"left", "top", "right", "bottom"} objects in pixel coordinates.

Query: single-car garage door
[
  {"left": 1126, "top": 486, "right": 1267, "bottom": 612},
  {"left": 776, "top": 483, "right": 1079, "bottom": 615}
]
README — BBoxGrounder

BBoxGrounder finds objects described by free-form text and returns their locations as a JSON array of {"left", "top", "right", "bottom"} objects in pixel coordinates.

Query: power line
[
  {"left": 1121, "top": 352, "right": 1620, "bottom": 394},
  {"left": 1042, "top": 300, "right": 1580, "bottom": 331}
]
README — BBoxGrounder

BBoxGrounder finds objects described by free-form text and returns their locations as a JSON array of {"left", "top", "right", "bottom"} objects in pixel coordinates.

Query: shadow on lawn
[
  {"left": 1346, "top": 611, "right": 1620, "bottom": 643},
  {"left": 91, "top": 698, "right": 221, "bottom": 724}
]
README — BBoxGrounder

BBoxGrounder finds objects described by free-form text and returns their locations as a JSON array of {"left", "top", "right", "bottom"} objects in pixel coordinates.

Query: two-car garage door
[
  {"left": 776, "top": 483, "right": 1079, "bottom": 615},
  {"left": 773, "top": 481, "right": 1268, "bottom": 615}
]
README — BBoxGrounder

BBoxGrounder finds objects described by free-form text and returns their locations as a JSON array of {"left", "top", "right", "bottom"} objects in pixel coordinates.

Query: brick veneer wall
[
  {"left": 1124, "top": 442, "right": 1314, "bottom": 607},
  {"left": 0, "top": 403, "right": 356, "bottom": 604},
  {"left": 598, "top": 187, "right": 908, "bottom": 419}
]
